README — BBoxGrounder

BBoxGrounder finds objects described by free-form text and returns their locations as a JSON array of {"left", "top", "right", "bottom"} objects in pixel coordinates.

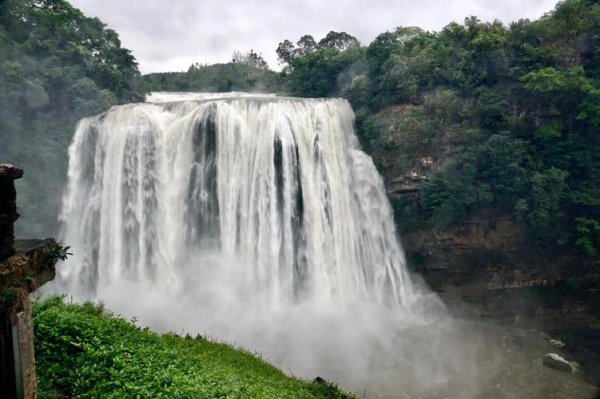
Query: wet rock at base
[{"left": 543, "top": 353, "right": 576, "bottom": 373}]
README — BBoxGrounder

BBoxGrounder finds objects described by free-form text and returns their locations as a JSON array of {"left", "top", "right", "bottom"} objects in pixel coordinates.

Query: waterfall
[
  {"left": 54, "top": 93, "right": 472, "bottom": 397},
  {"left": 58, "top": 93, "right": 417, "bottom": 308},
  {"left": 48, "top": 92, "right": 581, "bottom": 398}
]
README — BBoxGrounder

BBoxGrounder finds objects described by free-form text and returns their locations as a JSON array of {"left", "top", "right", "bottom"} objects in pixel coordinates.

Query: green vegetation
[
  {"left": 0, "top": 0, "right": 143, "bottom": 237},
  {"left": 44, "top": 244, "right": 72, "bottom": 261},
  {"left": 276, "top": 32, "right": 365, "bottom": 97},
  {"left": 34, "top": 298, "right": 354, "bottom": 399},
  {"left": 143, "top": 32, "right": 363, "bottom": 97},
  {"left": 280, "top": 0, "right": 600, "bottom": 256},
  {"left": 143, "top": 51, "right": 284, "bottom": 93}
]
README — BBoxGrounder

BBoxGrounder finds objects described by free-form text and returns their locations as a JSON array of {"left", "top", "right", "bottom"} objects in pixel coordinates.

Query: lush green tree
[
  {"left": 279, "top": 32, "right": 365, "bottom": 97},
  {"left": 276, "top": 39, "right": 296, "bottom": 66},
  {"left": 284, "top": 46, "right": 366, "bottom": 97},
  {"left": 231, "top": 49, "right": 269, "bottom": 70},
  {"left": 421, "top": 155, "right": 493, "bottom": 229},
  {"left": 0, "top": 0, "right": 143, "bottom": 236},
  {"left": 317, "top": 31, "right": 360, "bottom": 51}
]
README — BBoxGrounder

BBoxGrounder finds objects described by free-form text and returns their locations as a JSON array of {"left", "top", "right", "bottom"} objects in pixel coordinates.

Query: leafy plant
[{"left": 45, "top": 245, "right": 72, "bottom": 262}]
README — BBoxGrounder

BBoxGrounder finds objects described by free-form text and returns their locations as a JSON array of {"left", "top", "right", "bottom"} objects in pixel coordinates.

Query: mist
[{"left": 83, "top": 251, "right": 491, "bottom": 398}]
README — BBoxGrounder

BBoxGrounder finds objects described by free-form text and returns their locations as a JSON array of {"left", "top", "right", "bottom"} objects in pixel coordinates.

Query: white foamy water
[
  {"left": 58, "top": 93, "right": 421, "bottom": 307},
  {"left": 49, "top": 92, "right": 554, "bottom": 398},
  {"left": 146, "top": 91, "right": 276, "bottom": 103}
]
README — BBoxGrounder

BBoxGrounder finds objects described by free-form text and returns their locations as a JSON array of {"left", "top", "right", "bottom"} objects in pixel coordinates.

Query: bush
[{"left": 34, "top": 298, "right": 355, "bottom": 399}]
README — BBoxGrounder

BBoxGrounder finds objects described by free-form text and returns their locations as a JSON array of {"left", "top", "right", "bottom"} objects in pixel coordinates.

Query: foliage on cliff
[
  {"left": 276, "top": 31, "right": 365, "bottom": 97},
  {"left": 143, "top": 51, "right": 284, "bottom": 94},
  {"left": 142, "top": 34, "right": 361, "bottom": 96},
  {"left": 34, "top": 298, "right": 354, "bottom": 399},
  {"left": 284, "top": 0, "right": 600, "bottom": 256},
  {"left": 0, "top": 0, "right": 143, "bottom": 236}
]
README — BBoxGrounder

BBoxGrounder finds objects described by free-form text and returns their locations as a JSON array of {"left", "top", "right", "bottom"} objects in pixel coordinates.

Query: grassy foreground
[{"left": 33, "top": 298, "right": 354, "bottom": 399}]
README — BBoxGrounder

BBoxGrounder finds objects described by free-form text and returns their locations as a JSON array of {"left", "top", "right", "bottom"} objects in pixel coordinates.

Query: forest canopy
[{"left": 0, "top": 0, "right": 143, "bottom": 236}]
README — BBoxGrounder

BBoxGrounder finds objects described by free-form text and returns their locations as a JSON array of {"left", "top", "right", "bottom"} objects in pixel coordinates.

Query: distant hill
[{"left": 143, "top": 61, "right": 284, "bottom": 94}]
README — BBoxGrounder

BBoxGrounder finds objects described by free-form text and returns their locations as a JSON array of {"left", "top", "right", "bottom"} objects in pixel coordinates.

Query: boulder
[{"left": 543, "top": 353, "right": 575, "bottom": 373}]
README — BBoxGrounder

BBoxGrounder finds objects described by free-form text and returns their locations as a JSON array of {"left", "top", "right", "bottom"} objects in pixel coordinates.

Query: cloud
[{"left": 68, "top": 0, "right": 558, "bottom": 74}]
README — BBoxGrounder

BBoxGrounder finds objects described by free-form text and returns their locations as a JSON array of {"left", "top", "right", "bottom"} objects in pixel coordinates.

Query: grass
[{"left": 33, "top": 298, "right": 355, "bottom": 399}]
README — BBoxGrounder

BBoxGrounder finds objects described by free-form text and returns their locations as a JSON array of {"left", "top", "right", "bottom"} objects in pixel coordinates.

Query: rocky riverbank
[{"left": 396, "top": 206, "right": 600, "bottom": 387}]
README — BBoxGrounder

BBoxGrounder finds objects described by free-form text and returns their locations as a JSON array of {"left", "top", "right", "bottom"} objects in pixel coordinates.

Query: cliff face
[
  {"left": 365, "top": 107, "right": 598, "bottom": 320},
  {"left": 367, "top": 107, "right": 600, "bottom": 384},
  {"left": 400, "top": 214, "right": 600, "bottom": 385},
  {"left": 400, "top": 213, "right": 598, "bottom": 325}
]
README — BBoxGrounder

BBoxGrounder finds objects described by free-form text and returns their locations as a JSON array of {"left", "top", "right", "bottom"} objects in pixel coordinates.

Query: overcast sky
[{"left": 67, "top": 0, "right": 559, "bottom": 74}]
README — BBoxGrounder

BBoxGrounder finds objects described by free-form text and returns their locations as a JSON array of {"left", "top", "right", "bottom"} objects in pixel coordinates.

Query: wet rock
[
  {"left": 543, "top": 353, "right": 575, "bottom": 373},
  {"left": 0, "top": 164, "right": 24, "bottom": 261}
]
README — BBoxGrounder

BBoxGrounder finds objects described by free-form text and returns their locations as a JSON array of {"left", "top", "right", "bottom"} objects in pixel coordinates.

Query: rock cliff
[{"left": 363, "top": 105, "right": 599, "bottom": 385}]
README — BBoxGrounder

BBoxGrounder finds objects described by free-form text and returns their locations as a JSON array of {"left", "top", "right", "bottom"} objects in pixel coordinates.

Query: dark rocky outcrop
[
  {"left": 388, "top": 193, "right": 600, "bottom": 385},
  {"left": 0, "top": 165, "right": 59, "bottom": 399},
  {"left": 368, "top": 106, "right": 600, "bottom": 385},
  {"left": 0, "top": 164, "right": 24, "bottom": 261},
  {"left": 543, "top": 353, "right": 577, "bottom": 373}
]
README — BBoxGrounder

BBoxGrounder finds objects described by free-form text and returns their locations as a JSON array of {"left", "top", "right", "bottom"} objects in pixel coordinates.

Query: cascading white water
[
  {"left": 47, "top": 92, "right": 599, "bottom": 399},
  {"left": 59, "top": 93, "right": 416, "bottom": 308},
  {"left": 52, "top": 92, "right": 489, "bottom": 398}
]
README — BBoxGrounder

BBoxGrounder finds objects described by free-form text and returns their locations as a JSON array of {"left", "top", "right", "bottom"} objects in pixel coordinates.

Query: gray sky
[{"left": 68, "top": 0, "right": 559, "bottom": 74}]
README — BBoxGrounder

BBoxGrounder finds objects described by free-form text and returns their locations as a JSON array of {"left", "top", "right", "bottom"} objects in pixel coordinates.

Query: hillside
[
  {"left": 5, "top": 0, "right": 598, "bottom": 257},
  {"left": 145, "top": 0, "right": 599, "bottom": 274},
  {"left": 276, "top": 2, "right": 600, "bottom": 380},
  {"left": 0, "top": 0, "right": 143, "bottom": 237},
  {"left": 34, "top": 298, "right": 354, "bottom": 399},
  {"left": 143, "top": 56, "right": 284, "bottom": 94}
]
